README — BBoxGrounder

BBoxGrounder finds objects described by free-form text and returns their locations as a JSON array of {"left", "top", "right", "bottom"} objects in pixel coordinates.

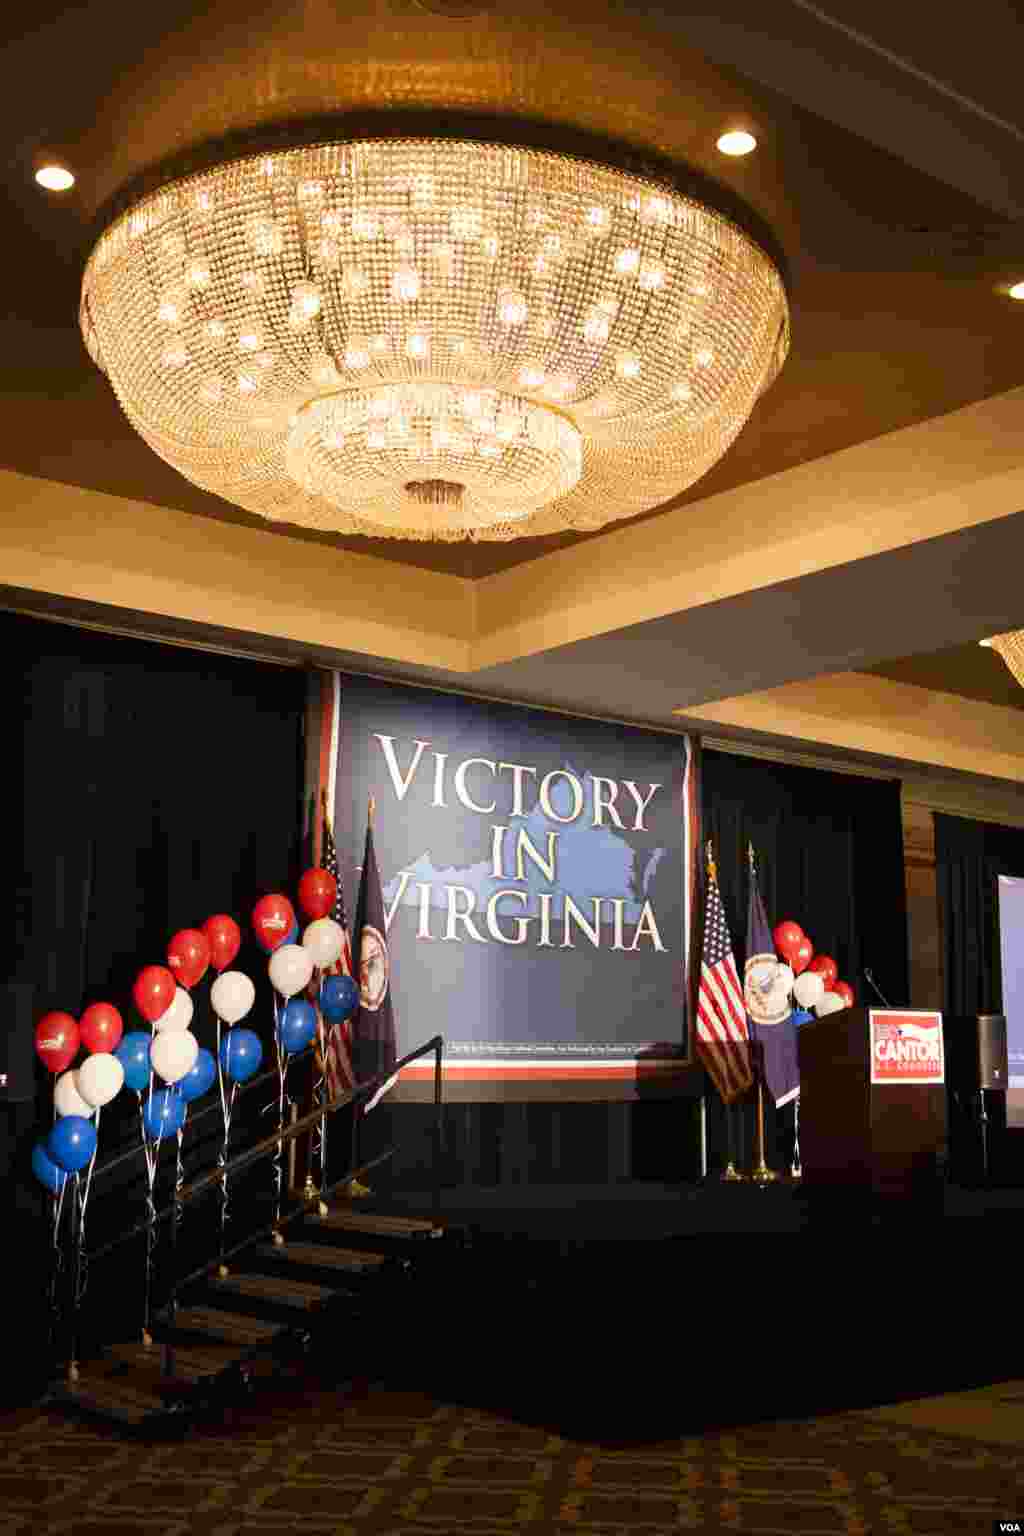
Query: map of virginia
[{"left": 382, "top": 764, "right": 666, "bottom": 923}]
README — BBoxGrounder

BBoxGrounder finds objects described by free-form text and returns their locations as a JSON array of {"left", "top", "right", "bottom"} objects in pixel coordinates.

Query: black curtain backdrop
[
  {"left": 934, "top": 812, "right": 1024, "bottom": 1016},
  {"left": 4, "top": 611, "right": 305, "bottom": 1369},
  {"left": 700, "top": 749, "right": 909, "bottom": 1172}
]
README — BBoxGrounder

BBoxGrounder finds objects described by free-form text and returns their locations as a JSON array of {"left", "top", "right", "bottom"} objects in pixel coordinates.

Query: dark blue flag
[
  {"left": 744, "top": 867, "right": 800, "bottom": 1107},
  {"left": 351, "top": 806, "right": 398, "bottom": 1114}
]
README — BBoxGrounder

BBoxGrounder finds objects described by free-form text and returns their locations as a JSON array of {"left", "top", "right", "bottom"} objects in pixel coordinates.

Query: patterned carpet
[{"left": 2, "top": 1375, "right": 1022, "bottom": 1536}]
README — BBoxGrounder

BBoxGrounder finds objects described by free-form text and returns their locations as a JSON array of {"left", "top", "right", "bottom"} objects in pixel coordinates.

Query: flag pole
[
  {"left": 707, "top": 840, "right": 745, "bottom": 1183},
  {"left": 344, "top": 791, "right": 376, "bottom": 1202},
  {"left": 304, "top": 790, "right": 331, "bottom": 1212},
  {"left": 748, "top": 842, "right": 778, "bottom": 1186}
]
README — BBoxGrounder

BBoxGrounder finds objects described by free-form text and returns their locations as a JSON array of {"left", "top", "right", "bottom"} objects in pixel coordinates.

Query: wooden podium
[{"left": 797, "top": 1007, "right": 946, "bottom": 1202}]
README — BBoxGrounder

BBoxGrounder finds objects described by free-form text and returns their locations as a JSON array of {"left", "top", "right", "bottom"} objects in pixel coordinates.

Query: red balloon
[
  {"left": 203, "top": 914, "right": 241, "bottom": 973},
  {"left": 252, "top": 893, "right": 296, "bottom": 952},
  {"left": 132, "top": 965, "right": 177, "bottom": 1024},
  {"left": 80, "top": 1002, "right": 124, "bottom": 1055},
  {"left": 297, "top": 867, "right": 337, "bottom": 921},
  {"left": 167, "top": 927, "right": 211, "bottom": 989},
  {"left": 35, "top": 1012, "right": 80, "bottom": 1074},
  {"left": 772, "top": 920, "right": 806, "bottom": 966},
  {"left": 832, "top": 980, "right": 855, "bottom": 1009},
  {"left": 792, "top": 936, "right": 814, "bottom": 975},
  {"left": 808, "top": 954, "right": 839, "bottom": 990}
]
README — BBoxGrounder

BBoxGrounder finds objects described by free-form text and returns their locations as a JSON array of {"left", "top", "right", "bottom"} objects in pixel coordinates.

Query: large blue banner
[{"left": 324, "top": 672, "right": 695, "bottom": 1092}]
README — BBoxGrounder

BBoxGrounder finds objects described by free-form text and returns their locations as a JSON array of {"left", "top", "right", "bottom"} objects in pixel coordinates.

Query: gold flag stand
[{"left": 749, "top": 1077, "right": 778, "bottom": 1185}]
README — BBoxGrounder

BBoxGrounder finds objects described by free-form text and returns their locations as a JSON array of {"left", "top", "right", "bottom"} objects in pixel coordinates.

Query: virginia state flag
[
  {"left": 351, "top": 806, "right": 399, "bottom": 1114},
  {"left": 744, "top": 866, "right": 800, "bottom": 1108}
]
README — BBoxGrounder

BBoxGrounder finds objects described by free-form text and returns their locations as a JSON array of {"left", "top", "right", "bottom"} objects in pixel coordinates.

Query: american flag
[
  {"left": 321, "top": 792, "right": 355, "bottom": 1098},
  {"left": 697, "top": 861, "right": 753, "bottom": 1103}
]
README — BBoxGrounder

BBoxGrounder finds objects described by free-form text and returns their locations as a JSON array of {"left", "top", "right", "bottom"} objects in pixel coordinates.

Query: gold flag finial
[
  {"left": 368, "top": 794, "right": 376, "bottom": 823},
  {"left": 747, "top": 841, "right": 756, "bottom": 872},
  {"left": 706, "top": 839, "right": 717, "bottom": 882}
]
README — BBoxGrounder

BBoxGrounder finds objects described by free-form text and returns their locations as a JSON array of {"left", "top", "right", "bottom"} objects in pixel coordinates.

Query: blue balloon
[
  {"left": 143, "top": 1088, "right": 185, "bottom": 1140},
  {"left": 277, "top": 998, "right": 317, "bottom": 1054},
  {"left": 32, "top": 1140, "right": 67, "bottom": 1193},
  {"left": 116, "top": 1031, "right": 152, "bottom": 1093},
  {"left": 792, "top": 1008, "right": 814, "bottom": 1027},
  {"left": 178, "top": 1047, "right": 217, "bottom": 1104},
  {"left": 47, "top": 1114, "right": 97, "bottom": 1173},
  {"left": 219, "top": 1026, "right": 263, "bottom": 1083},
  {"left": 320, "top": 973, "right": 359, "bottom": 1024}
]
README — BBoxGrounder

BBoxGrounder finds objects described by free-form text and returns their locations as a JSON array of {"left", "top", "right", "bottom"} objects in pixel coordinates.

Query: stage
[
  {"left": 365, "top": 1177, "right": 1024, "bottom": 1442},
  {"left": 373, "top": 1173, "right": 1024, "bottom": 1240}
]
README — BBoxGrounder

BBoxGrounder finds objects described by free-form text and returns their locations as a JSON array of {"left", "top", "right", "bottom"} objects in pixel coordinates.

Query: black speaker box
[
  {"left": 0, "top": 983, "right": 37, "bottom": 1102},
  {"left": 944, "top": 1013, "right": 1008, "bottom": 1093}
]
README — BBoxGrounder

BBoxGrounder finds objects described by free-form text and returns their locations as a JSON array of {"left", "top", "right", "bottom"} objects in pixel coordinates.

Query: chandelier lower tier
[{"left": 80, "top": 137, "right": 790, "bottom": 542}]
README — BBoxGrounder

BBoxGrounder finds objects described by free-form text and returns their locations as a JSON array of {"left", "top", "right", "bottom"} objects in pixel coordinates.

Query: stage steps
[{"left": 51, "top": 1198, "right": 451, "bottom": 1428}]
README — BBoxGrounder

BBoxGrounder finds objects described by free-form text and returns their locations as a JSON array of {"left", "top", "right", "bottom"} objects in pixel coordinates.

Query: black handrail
[
  {"left": 161, "top": 1032, "right": 444, "bottom": 1381},
  {"left": 169, "top": 1144, "right": 401, "bottom": 1299},
  {"left": 178, "top": 1034, "right": 443, "bottom": 1204},
  {"left": 86, "top": 1034, "right": 444, "bottom": 1261},
  {"left": 87, "top": 1043, "right": 316, "bottom": 1187},
  {"left": 87, "top": 1044, "right": 316, "bottom": 1185}
]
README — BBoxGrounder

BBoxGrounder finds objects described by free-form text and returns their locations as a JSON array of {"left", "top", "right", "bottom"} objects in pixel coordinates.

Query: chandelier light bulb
[
  {"left": 291, "top": 281, "right": 321, "bottom": 318},
  {"left": 36, "top": 163, "right": 75, "bottom": 191},
  {"left": 497, "top": 289, "right": 528, "bottom": 327},
  {"left": 717, "top": 130, "right": 758, "bottom": 157},
  {"left": 391, "top": 264, "right": 421, "bottom": 302},
  {"left": 184, "top": 258, "right": 212, "bottom": 290},
  {"left": 80, "top": 136, "right": 789, "bottom": 541}
]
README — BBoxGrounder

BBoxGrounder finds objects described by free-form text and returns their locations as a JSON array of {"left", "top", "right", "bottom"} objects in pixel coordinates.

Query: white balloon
[
  {"left": 77, "top": 1052, "right": 125, "bottom": 1108},
  {"left": 269, "top": 943, "right": 314, "bottom": 999},
  {"left": 774, "top": 964, "right": 795, "bottom": 997},
  {"left": 793, "top": 971, "right": 826, "bottom": 1009},
  {"left": 302, "top": 918, "right": 344, "bottom": 970},
  {"left": 211, "top": 970, "right": 256, "bottom": 1025},
  {"left": 151, "top": 1028, "right": 199, "bottom": 1085},
  {"left": 153, "top": 986, "right": 194, "bottom": 1033},
  {"left": 814, "top": 991, "right": 846, "bottom": 1018},
  {"left": 54, "top": 1069, "right": 94, "bottom": 1118}
]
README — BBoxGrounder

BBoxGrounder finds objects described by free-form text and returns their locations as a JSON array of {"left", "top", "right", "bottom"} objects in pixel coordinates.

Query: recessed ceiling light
[
  {"left": 716, "top": 130, "right": 757, "bottom": 158},
  {"left": 979, "top": 638, "right": 993, "bottom": 647},
  {"left": 1009, "top": 281, "right": 1024, "bottom": 301},
  {"left": 36, "top": 164, "right": 75, "bottom": 192}
]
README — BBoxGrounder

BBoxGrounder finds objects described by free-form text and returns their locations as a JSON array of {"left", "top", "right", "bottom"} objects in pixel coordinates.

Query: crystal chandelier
[
  {"left": 80, "top": 138, "right": 789, "bottom": 541},
  {"left": 982, "top": 632, "right": 1024, "bottom": 689}
]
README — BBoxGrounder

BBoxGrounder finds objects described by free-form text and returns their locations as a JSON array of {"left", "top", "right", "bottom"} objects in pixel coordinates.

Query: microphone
[{"left": 863, "top": 967, "right": 892, "bottom": 1008}]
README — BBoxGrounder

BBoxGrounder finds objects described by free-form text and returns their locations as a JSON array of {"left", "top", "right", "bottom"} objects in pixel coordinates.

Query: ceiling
[
  {"left": 866, "top": 642, "right": 1024, "bottom": 713},
  {"left": 2, "top": 0, "right": 1024, "bottom": 785}
]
